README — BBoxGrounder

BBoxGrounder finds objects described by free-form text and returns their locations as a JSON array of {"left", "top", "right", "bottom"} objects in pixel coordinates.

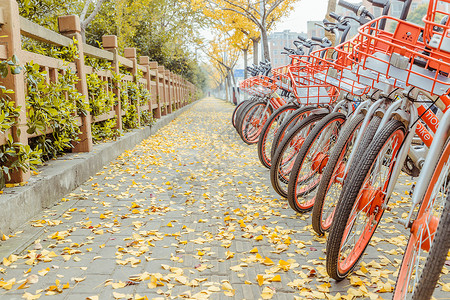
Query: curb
[{"left": 0, "top": 101, "right": 196, "bottom": 236}]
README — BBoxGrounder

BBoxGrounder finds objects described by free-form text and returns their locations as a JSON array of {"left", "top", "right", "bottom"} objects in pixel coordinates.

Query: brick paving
[{"left": 0, "top": 97, "right": 447, "bottom": 299}]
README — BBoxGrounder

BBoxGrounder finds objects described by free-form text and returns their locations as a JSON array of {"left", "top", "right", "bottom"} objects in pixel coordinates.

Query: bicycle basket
[{"left": 352, "top": 15, "right": 450, "bottom": 96}]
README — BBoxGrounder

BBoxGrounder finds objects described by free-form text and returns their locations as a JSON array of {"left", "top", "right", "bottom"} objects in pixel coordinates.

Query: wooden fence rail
[{"left": 0, "top": 0, "right": 198, "bottom": 183}]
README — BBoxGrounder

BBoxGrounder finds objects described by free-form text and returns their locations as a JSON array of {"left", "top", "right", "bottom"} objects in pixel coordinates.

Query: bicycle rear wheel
[{"left": 393, "top": 139, "right": 450, "bottom": 300}]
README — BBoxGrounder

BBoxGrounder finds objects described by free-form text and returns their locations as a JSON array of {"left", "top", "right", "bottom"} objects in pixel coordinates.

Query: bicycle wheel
[
  {"left": 234, "top": 99, "right": 256, "bottom": 135},
  {"left": 312, "top": 115, "right": 381, "bottom": 235},
  {"left": 235, "top": 99, "right": 260, "bottom": 136},
  {"left": 257, "top": 104, "right": 299, "bottom": 168},
  {"left": 270, "top": 106, "right": 316, "bottom": 159},
  {"left": 239, "top": 101, "right": 272, "bottom": 144},
  {"left": 270, "top": 113, "right": 326, "bottom": 198},
  {"left": 232, "top": 100, "right": 251, "bottom": 128},
  {"left": 287, "top": 112, "right": 346, "bottom": 213},
  {"left": 326, "top": 119, "right": 406, "bottom": 280},
  {"left": 393, "top": 139, "right": 450, "bottom": 300}
]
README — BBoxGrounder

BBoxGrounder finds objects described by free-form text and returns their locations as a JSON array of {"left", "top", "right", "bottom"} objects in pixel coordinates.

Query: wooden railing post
[
  {"left": 58, "top": 15, "right": 93, "bottom": 152},
  {"left": 149, "top": 62, "right": 161, "bottom": 119},
  {"left": 176, "top": 75, "right": 181, "bottom": 109},
  {"left": 0, "top": 0, "right": 30, "bottom": 183},
  {"left": 139, "top": 56, "right": 152, "bottom": 114},
  {"left": 182, "top": 79, "right": 185, "bottom": 106},
  {"left": 166, "top": 70, "right": 173, "bottom": 114},
  {"left": 102, "top": 35, "right": 122, "bottom": 131},
  {"left": 158, "top": 66, "right": 167, "bottom": 116},
  {"left": 185, "top": 79, "right": 188, "bottom": 106},
  {"left": 124, "top": 48, "right": 140, "bottom": 126}
]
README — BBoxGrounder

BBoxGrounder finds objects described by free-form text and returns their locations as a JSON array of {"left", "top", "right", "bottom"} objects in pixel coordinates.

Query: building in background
[
  {"left": 268, "top": 30, "right": 306, "bottom": 68},
  {"left": 362, "top": 0, "right": 428, "bottom": 19},
  {"left": 307, "top": 21, "right": 325, "bottom": 39}
]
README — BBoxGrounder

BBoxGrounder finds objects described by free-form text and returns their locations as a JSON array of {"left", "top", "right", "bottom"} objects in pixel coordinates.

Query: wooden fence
[{"left": 0, "top": 0, "right": 198, "bottom": 183}]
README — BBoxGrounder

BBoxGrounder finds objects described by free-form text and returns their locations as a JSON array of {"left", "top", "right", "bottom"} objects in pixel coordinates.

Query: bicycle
[{"left": 325, "top": 1, "right": 450, "bottom": 288}]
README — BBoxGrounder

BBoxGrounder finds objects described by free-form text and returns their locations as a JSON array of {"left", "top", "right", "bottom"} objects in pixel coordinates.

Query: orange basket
[
  {"left": 288, "top": 63, "right": 338, "bottom": 105},
  {"left": 308, "top": 42, "right": 371, "bottom": 96},
  {"left": 423, "top": 0, "right": 450, "bottom": 72},
  {"left": 351, "top": 13, "right": 450, "bottom": 96},
  {"left": 272, "top": 65, "right": 294, "bottom": 93},
  {"left": 239, "top": 75, "right": 277, "bottom": 97}
]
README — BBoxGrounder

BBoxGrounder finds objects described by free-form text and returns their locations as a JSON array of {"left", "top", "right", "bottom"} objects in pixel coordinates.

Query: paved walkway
[{"left": 0, "top": 98, "right": 447, "bottom": 299}]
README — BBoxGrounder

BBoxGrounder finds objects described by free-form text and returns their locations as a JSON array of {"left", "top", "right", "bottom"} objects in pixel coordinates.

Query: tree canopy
[{"left": 18, "top": 0, "right": 207, "bottom": 90}]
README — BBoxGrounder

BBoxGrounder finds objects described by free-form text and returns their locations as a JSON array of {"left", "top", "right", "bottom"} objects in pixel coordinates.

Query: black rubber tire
[
  {"left": 232, "top": 100, "right": 252, "bottom": 128},
  {"left": 326, "top": 119, "right": 406, "bottom": 280},
  {"left": 238, "top": 101, "right": 272, "bottom": 144},
  {"left": 270, "top": 106, "right": 316, "bottom": 159},
  {"left": 287, "top": 112, "right": 346, "bottom": 213},
  {"left": 411, "top": 196, "right": 450, "bottom": 300},
  {"left": 322, "top": 115, "right": 382, "bottom": 221},
  {"left": 343, "top": 116, "right": 382, "bottom": 187},
  {"left": 235, "top": 99, "right": 261, "bottom": 137},
  {"left": 257, "top": 104, "right": 299, "bottom": 168},
  {"left": 270, "top": 113, "right": 326, "bottom": 198},
  {"left": 312, "top": 113, "right": 365, "bottom": 235}
]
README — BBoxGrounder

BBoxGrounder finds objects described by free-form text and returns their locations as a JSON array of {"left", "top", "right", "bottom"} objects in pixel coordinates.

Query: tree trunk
[
  {"left": 243, "top": 49, "right": 248, "bottom": 79},
  {"left": 230, "top": 68, "right": 237, "bottom": 87},
  {"left": 225, "top": 76, "right": 229, "bottom": 102},
  {"left": 261, "top": 28, "right": 270, "bottom": 62},
  {"left": 252, "top": 38, "right": 259, "bottom": 65}
]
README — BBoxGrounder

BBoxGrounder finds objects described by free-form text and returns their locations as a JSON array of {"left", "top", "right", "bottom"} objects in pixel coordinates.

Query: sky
[
  {"left": 273, "top": 0, "right": 330, "bottom": 34},
  {"left": 273, "top": 0, "right": 363, "bottom": 33},
  {"left": 200, "top": 0, "right": 362, "bottom": 67}
]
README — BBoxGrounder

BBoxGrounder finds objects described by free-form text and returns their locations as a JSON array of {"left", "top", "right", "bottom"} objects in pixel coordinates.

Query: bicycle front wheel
[
  {"left": 257, "top": 104, "right": 299, "bottom": 168},
  {"left": 326, "top": 119, "right": 406, "bottom": 280},
  {"left": 312, "top": 113, "right": 365, "bottom": 235},
  {"left": 287, "top": 112, "right": 346, "bottom": 213},
  {"left": 393, "top": 139, "right": 450, "bottom": 300},
  {"left": 270, "top": 113, "right": 326, "bottom": 198},
  {"left": 239, "top": 101, "right": 272, "bottom": 144}
]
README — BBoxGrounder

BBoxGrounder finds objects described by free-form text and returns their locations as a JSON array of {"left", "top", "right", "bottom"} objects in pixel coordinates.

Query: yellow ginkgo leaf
[
  {"left": 269, "top": 275, "right": 281, "bottom": 282},
  {"left": 261, "top": 286, "right": 274, "bottom": 299},
  {"left": 257, "top": 274, "right": 264, "bottom": 286},
  {"left": 263, "top": 257, "right": 274, "bottom": 266}
]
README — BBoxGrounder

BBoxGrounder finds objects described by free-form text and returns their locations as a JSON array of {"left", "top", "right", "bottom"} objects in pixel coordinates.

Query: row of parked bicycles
[{"left": 232, "top": 0, "right": 449, "bottom": 299}]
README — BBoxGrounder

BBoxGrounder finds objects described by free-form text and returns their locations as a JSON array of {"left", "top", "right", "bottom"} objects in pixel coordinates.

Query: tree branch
[
  {"left": 81, "top": 0, "right": 104, "bottom": 27},
  {"left": 222, "top": 7, "right": 262, "bottom": 29},
  {"left": 80, "top": 0, "right": 92, "bottom": 21},
  {"left": 267, "top": 0, "right": 284, "bottom": 15},
  {"left": 220, "top": 0, "right": 261, "bottom": 22}
]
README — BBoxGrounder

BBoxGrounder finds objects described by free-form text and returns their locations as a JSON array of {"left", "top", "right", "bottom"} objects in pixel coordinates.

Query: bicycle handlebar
[
  {"left": 338, "top": 0, "right": 361, "bottom": 15},
  {"left": 329, "top": 12, "right": 341, "bottom": 22},
  {"left": 367, "top": 0, "right": 389, "bottom": 8},
  {"left": 311, "top": 36, "right": 323, "bottom": 42}
]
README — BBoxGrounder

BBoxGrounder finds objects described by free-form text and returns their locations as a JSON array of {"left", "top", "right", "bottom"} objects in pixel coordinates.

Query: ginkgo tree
[
  {"left": 203, "top": 6, "right": 259, "bottom": 77},
  {"left": 203, "top": 35, "right": 240, "bottom": 101},
  {"left": 204, "top": 0, "right": 299, "bottom": 61}
]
